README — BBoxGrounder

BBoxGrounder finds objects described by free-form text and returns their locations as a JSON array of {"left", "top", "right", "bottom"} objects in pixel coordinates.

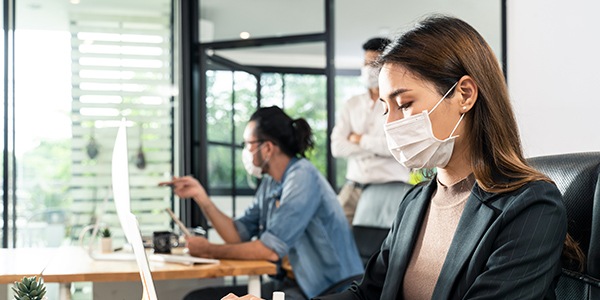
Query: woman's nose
[{"left": 386, "top": 110, "right": 403, "bottom": 124}]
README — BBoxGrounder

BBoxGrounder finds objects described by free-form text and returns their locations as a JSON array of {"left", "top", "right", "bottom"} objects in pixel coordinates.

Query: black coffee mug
[{"left": 153, "top": 231, "right": 179, "bottom": 254}]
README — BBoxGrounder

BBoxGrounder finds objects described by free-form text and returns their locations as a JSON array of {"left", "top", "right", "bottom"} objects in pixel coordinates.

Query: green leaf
[
  {"left": 30, "top": 280, "right": 38, "bottom": 291},
  {"left": 18, "top": 282, "right": 27, "bottom": 291},
  {"left": 21, "top": 277, "right": 29, "bottom": 288},
  {"left": 12, "top": 276, "right": 46, "bottom": 300},
  {"left": 12, "top": 286, "right": 21, "bottom": 300}
]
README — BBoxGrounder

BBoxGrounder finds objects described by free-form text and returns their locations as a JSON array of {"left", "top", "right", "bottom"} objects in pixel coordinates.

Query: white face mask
[
  {"left": 360, "top": 65, "right": 379, "bottom": 89},
  {"left": 242, "top": 145, "right": 266, "bottom": 178},
  {"left": 384, "top": 82, "right": 464, "bottom": 169}
]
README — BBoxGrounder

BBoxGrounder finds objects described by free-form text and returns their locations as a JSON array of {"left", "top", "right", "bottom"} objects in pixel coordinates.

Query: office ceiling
[{"left": 200, "top": 0, "right": 502, "bottom": 68}]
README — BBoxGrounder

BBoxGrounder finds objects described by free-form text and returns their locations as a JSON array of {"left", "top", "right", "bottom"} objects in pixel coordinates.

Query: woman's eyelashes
[
  {"left": 379, "top": 99, "right": 412, "bottom": 116},
  {"left": 399, "top": 101, "right": 412, "bottom": 111},
  {"left": 379, "top": 99, "right": 390, "bottom": 115}
]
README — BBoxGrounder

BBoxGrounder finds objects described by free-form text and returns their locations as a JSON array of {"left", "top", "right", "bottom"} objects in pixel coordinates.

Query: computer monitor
[{"left": 112, "top": 118, "right": 158, "bottom": 300}]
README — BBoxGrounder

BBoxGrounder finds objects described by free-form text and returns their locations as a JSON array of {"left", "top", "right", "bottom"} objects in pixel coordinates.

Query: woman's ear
[{"left": 456, "top": 75, "right": 478, "bottom": 112}]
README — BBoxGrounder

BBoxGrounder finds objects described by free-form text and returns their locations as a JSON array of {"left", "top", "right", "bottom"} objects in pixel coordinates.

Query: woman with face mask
[
  {"left": 315, "top": 15, "right": 583, "bottom": 300},
  {"left": 162, "top": 106, "right": 362, "bottom": 300}
]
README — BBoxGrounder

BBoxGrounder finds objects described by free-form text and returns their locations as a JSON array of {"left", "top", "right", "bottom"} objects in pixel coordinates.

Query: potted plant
[
  {"left": 100, "top": 227, "right": 112, "bottom": 253},
  {"left": 12, "top": 276, "right": 47, "bottom": 300}
]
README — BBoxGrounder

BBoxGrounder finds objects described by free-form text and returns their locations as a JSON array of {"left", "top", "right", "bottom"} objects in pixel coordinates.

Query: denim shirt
[{"left": 234, "top": 158, "right": 363, "bottom": 298}]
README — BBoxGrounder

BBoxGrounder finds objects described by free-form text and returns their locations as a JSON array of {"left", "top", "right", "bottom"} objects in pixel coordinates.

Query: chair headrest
[
  {"left": 352, "top": 181, "right": 412, "bottom": 228},
  {"left": 528, "top": 152, "right": 600, "bottom": 277}
]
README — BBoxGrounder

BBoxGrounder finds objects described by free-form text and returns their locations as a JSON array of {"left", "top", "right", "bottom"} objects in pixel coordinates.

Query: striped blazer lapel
[
  {"left": 383, "top": 180, "right": 436, "bottom": 298},
  {"left": 432, "top": 185, "right": 496, "bottom": 298}
]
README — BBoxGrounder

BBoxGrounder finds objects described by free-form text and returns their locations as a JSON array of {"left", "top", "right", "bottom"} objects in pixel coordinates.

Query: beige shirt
[
  {"left": 330, "top": 92, "right": 410, "bottom": 184},
  {"left": 403, "top": 174, "right": 475, "bottom": 300}
]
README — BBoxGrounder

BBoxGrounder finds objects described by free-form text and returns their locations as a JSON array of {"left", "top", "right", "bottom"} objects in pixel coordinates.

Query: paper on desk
[{"left": 112, "top": 119, "right": 158, "bottom": 300}]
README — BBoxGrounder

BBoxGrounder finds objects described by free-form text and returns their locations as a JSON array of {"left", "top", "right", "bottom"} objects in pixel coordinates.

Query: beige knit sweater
[{"left": 403, "top": 174, "right": 475, "bottom": 300}]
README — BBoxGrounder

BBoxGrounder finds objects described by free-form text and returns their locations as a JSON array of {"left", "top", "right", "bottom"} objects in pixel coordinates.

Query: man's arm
[
  {"left": 331, "top": 100, "right": 369, "bottom": 158},
  {"left": 358, "top": 132, "right": 394, "bottom": 157},
  {"left": 164, "top": 176, "right": 242, "bottom": 243},
  {"left": 355, "top": 104, "right": 394, "bottom": 157},
  {"left": 187, "top": 236, "right": 279, "bottom": 261},
  {"left": 194, "top": 196, "right": 242, "bottom": 243}
]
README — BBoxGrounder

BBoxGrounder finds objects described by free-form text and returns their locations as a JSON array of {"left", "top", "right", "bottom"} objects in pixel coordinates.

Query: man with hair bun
[{"left": 163, "top": 106, "right": 362, "bottom": 300}]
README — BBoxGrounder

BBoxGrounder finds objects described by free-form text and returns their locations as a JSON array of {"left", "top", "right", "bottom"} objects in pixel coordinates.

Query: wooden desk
[
  {"left": 0, "top": 247, "right": 59, "bottom": 282},
  {"left": 1, "top": 246, "right": 276, "bottom": 299}
]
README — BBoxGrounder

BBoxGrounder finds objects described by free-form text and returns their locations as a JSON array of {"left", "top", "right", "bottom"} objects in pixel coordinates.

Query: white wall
[{"left": 507, "top": 0, "right": 600, "bottom": 158}]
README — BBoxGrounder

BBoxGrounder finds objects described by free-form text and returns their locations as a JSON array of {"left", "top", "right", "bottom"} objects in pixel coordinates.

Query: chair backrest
[
  {"left": 352, "top": 226, "right": 390, "bottom": 267},
  {"left": 352, "top": 181, "right": 412, "bottom": 266},
  {"left": 528, "top": 152, "right": 600, "bottom": 299}
]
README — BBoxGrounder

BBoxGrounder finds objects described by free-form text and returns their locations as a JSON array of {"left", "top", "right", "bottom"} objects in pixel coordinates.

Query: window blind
[{"left": 69, "top": 7, "right": 173, "bottom": 241}]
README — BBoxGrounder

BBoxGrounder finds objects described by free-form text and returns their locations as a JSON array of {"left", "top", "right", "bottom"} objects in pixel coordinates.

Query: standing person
[
  {"left": 161, "top": 106, "right": 362, "bottom": 300},
  {"left": 331, "top": 37, "right": 411, "bottom": 224},
  {"left": 316, "top": 15, "right": 583, "bottom": 299}
]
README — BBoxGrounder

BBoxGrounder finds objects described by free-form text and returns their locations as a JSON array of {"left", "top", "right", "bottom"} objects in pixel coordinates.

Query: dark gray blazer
[{"left": 316, "top": 177, "right": 566, "bottom": 300}]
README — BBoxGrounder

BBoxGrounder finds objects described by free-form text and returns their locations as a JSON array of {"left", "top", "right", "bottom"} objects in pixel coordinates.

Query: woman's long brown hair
[{"left": 378, "top": 14, "right": 584, "bottom": 270}]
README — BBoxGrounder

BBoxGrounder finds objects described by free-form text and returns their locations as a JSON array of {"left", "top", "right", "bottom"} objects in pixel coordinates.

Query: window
[
  {"left": 0, "top": 0, "right": 5, "bottom": 248},
  {"left": 193, "top": 0, "right": 354, "bottom": 232},
  {"left": 11, "top": 0, "right": 174, "bottom": 249},
  {"left": 262, "top": 73, "right": 328, "bottom": 174},
  {"left": 68, "top": 8, "right": 174, "bottom": 243},
  {"left": 206, "top": 70, "right": 257, "bottom": 193},
  {"left": 207, "top": 72, "right": 362, "bottom": 193}
]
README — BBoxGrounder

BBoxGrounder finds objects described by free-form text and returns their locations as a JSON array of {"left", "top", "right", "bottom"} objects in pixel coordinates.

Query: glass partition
[
  {"left": 216, "top": 43, "right": 326, "bottom": 69},
  {"left": 198, "top": 1, "right": 501, "bottom": 70},
  {"left": 194, "top": 0, "right": 503, "bottom": 196},
  {"left": 199, "top": 0, "right": 324, "bottom": 43},
  {"left": 206, "top": 67, "right": 258, "bottom": 194},
  {"left": 1, "top": 0, "right": 5, "bottom": 248},
  {"left": 13, "top": 0, "right": 174, "bottom": 247}
]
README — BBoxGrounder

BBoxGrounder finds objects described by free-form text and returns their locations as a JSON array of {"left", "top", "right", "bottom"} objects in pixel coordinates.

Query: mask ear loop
[
  {"left": 250, "top": 142, "right": 265, "bottom": 155},
  {"left": 254, "top": 142, "right": 271, "bottom": 169},
  {"left": 429, "top": 81, "right": 459, "bottom": 115},
  {"left": 448, "top": 113, "right": 465, "bottom": 139}
]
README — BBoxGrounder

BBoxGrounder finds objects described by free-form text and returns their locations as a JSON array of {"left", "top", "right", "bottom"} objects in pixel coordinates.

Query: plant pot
[{"left": 100, "top": 237, "right": 113, "bottom": 253}]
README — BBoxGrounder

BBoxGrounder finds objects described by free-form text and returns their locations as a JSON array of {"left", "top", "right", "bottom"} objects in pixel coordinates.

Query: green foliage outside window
[
  {"left": 205, "top": 69, "right": 363, "bottom": 193},
  {"left": 280, "top": 74, "right": 327, "bottom": 175},
  {"left": 20, "top": 140, "right": 72, "bottom": 211}
]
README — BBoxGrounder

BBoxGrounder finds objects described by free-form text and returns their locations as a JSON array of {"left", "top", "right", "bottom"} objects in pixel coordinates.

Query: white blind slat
[{"left": 69, "top": 5, "right": 174, "bottom": 239}]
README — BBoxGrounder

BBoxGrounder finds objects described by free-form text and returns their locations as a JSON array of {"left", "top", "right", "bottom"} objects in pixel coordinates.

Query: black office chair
[
  {"left": 316, "top": 181, "right": 413, "bottom": 297},
  {"left": 528, "top": 152, "right": 600, "bottom": 300},
  {"left": 351, "top": 181, "right": 412, "bottom": 266}
]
